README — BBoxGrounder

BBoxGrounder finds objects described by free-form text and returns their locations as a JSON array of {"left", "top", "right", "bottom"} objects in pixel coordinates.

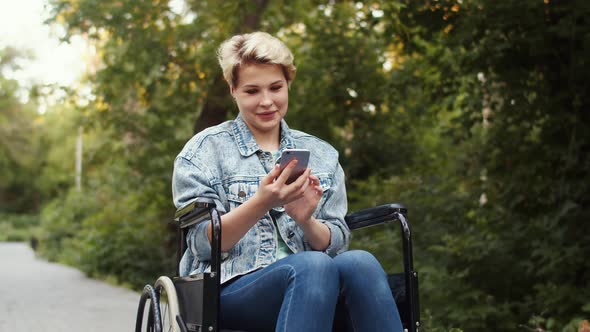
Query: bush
[
  {"left": 0, "top": 213, "right": 40, "bottom": 242},
  {"left": 36, "top": 174, "right": 176, "bottom": 290},
  {"left": 37, "top": 189, "right": 100, "bottom": 263}
]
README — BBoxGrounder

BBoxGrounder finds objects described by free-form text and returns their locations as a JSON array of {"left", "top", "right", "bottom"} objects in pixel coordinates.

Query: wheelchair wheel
[
  {"left": 135, "top": 284, "right": 162, "bottom": 332},
  {"left": 154, "top": 276, "right": 181, "bottom": 332}
]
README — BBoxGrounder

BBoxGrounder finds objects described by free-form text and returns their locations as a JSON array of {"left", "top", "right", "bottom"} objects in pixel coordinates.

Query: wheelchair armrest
[
  {"left": 345, "top": 203, "right": 407, "bottom": 230},
  {"left": 174, "top": 197, "right": 222, "bottom": 286},
  {"left": 174, "top": 197, "right": 217, "bottom": 229}
]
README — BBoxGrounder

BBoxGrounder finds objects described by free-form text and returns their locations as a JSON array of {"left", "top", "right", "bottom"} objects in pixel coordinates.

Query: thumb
[{"left": 263, "top": 164, "right": 281, "bottom": 184}]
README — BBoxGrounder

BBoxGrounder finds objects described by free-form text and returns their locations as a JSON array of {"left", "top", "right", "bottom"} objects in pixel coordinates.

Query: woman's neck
[{"left": 253, "top": 128, "right": 280, "bottom": 152}]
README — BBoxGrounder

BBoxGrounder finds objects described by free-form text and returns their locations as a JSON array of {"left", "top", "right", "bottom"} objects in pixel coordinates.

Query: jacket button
[
  {"left": 288, "top": 230, "right": 295, "bottom": 238},
  {"left": 238, "top": 190, "right": 246, "bottom": 198}
]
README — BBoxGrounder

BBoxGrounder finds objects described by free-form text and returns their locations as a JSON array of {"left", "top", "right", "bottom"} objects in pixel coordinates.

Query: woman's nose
[{"left": 260, "top": 91, "right": 273, "bottom": 107}]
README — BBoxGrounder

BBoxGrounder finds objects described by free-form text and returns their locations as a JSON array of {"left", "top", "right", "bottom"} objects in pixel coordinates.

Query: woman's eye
[
  {"left": 271, "top": 85, "right": 283, "bottom": 91},
  {"left": 245, "top": 89, "right": 258, "bottom": 94}
]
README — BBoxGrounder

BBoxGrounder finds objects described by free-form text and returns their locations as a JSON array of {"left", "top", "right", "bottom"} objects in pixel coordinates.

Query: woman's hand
[
  {"left": 284, "top": 174, "right": 330, "bottom": 251},
  {"left": 257, "top": 164, "right": 330, "bottom": 251},
  {"left": 210, "top": 160, "right": 313, "bottom": 251},
  {"left": 255, "top": 160, "right": 314, "bottom": 211},
  {"left": 284, "top": 175, "right": 323, "bottom": 226}
]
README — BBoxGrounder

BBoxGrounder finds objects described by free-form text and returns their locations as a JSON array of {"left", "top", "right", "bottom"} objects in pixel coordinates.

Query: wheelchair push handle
[{"left": 345, "top": 203, "right": 407, "bottom": 230}]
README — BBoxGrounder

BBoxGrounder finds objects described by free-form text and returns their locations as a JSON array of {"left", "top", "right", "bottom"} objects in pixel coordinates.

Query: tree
[
  {"left": 391, "top": 0, "right": 590, "bottom": 329},
  {"left": 0, "top": 47, "right": 42, "bottom": 213}
]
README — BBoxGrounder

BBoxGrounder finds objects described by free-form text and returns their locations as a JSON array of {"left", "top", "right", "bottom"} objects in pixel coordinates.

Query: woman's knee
[
  {"left": 336, "top": 249, "right": 379, "bottom": 264},
  {"left": 287, "top": 251, "right": 337, "bottom": 276},
  {"left": 284, "top": 251, "right": 339, "bottom": 292},
  {"left": 334, "top": 250, "right": 385, "bottom": 276}
]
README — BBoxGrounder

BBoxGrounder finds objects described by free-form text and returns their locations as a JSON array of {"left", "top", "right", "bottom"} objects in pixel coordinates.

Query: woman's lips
[{"left": 257, "top": 111, "right": 277, "bottom": 120}]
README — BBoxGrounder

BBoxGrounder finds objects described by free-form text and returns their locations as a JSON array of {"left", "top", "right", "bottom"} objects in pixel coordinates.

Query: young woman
[{"left": 173, "top": 31, "right": 403, "bottom": 332}]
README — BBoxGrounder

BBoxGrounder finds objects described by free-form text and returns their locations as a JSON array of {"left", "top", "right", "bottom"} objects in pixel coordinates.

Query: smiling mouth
[{"left": 257, "top": 111, "right": 277, "bottom": 116}]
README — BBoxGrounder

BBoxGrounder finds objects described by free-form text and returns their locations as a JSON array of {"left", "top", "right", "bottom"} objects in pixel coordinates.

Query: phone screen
[{"left": 278, "top": 149, "right": 310, "bottom": 184}]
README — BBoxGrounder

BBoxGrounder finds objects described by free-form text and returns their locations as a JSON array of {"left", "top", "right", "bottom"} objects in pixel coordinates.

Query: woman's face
[{"left": 231, "top": 63, "right": 288, "bottom": 139}]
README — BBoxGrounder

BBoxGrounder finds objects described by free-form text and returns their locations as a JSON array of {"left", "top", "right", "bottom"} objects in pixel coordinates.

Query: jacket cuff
[
  {"left": 189, "top": 221, "right": 212, "bottom": 261},
  {"left": 322, "top": 221, "right": 345, "bottom": 257}
]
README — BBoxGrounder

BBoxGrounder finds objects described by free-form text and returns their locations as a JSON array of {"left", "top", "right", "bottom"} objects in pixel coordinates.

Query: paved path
[{"left": 0, "top": 242, "right": 140, "bottom": 332}]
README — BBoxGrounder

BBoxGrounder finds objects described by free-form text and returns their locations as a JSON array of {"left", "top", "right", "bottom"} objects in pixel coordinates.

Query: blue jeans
[{"left": 219, "top": 250, "right": 403, "bottom": 332}]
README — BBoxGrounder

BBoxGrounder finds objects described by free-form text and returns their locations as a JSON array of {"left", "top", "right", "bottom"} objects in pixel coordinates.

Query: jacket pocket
[{"left": 224, "top": 176, "right": 260, "bottom": 209}]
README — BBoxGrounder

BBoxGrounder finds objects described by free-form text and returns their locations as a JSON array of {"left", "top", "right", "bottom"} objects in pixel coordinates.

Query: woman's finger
[
  {"left": 297, "top": 170, "right": 311, "bottom": 195},
  {"left": 276, "top": 160, "right": 297, "bottom": 185},
  {"left": 314, "top": 185, "right": 323, "bottom": 196},
  {"left": 308, "top": 175, "right": 320, "bottom": 186},
  {"left": 262, "top": 164, "right": 281, "bottom": 185},
  {"left": 288, "top": 167, "right": 311, "bottom": 190}
]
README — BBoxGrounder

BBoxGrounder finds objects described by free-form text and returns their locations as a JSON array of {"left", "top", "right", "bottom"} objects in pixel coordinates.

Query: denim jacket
[{"left": 172, "top": 114, "right": 350, "bottom": 284}]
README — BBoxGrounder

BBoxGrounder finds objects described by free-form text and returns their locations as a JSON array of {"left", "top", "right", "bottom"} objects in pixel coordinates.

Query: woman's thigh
[
  {"left": 333, "top": 249, "right": 388, "bottom": 282},
  {"left": 219, "top": 251, "right": 339, "bottom": 332},
  {"left": 332, "top": 250, "right": 403, "bottom": 332}
]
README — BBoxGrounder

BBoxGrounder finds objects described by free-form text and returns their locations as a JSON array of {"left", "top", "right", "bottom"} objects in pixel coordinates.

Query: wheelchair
[{"left": 135, "top": 197, "right": 420, "bottom": 332}]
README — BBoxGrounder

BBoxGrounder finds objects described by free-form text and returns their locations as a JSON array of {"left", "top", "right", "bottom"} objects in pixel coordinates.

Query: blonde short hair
[{"left": 217, "top": 32, "right": 296, "bottom": 88}]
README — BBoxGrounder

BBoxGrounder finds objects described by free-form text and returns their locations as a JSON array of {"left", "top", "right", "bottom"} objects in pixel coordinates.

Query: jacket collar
[{"left": 232, "top": 113, "right": 295, "bottom": 157}]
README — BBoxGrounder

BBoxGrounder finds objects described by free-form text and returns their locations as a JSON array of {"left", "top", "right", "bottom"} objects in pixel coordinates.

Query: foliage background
[{"left": 1, "top": 0, "right": 588, "bottom": 331}]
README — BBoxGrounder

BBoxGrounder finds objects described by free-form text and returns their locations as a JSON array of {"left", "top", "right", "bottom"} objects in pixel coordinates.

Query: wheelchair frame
[{"left": 135, "top": 197, "right": 420, "bottom": 332}]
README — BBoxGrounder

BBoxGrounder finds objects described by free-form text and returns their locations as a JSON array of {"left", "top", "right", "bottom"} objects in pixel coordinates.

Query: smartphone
[{"left": 278, "top": 149, "right": 310, "bottom": 184}]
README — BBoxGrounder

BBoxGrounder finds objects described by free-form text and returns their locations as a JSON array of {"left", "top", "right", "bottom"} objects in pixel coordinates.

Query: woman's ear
[{"left": 230, "top": 85, "right": 236, "bottom": 97}]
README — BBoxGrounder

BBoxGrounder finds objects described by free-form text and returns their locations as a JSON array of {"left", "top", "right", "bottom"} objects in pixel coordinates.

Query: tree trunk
[{"left": 193, "top": 0, "right": 270, "bottom": 134}]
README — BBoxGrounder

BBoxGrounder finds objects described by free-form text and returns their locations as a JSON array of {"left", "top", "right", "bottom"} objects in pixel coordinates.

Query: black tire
[{"left": 135, "top": 284, "right": 162, "bottom": 332}]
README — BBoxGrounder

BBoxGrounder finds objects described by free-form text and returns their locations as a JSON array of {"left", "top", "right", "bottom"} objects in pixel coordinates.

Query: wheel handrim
[{"left": 154, "top": 276, "right": 180, "bottom": 332}]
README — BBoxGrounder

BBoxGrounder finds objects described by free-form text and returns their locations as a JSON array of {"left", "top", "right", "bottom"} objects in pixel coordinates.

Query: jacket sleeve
[
  {"left": 172, "top": 156, "right": 226, "bottom": 262},
  {"left": 315, "top": 162, "right": 350, "bottom": 256}
]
